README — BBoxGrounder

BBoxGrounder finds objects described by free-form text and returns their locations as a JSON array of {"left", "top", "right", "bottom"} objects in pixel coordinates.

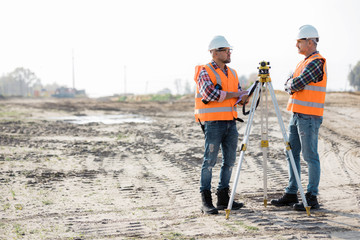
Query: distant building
[
  {"left": 52, "top": 87, "right": 86, "bottom": 98},
  {"left": 157, "top": 88, "right": 172, "bottom": 95}
]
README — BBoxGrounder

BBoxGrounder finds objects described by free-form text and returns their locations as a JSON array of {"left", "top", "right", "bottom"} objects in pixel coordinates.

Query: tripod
[{"left": 225, "top": 61, "right": 311, "bottom": 219}]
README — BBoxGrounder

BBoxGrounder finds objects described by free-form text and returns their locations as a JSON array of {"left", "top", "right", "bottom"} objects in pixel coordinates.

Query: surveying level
[
  {"left": 258, "top": 61, "right": 270, "bottom": 76},
  {"left": 241, "top": 61, "right": 270, "bottom": 116},
  {"left": 225, "top": 61, "right": 311, "bottom": 220}
]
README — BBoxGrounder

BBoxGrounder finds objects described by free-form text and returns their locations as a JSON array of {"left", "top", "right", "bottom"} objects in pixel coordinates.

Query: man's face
[
  {"left": 214, "top": 47, "right": 232, "bottom": 64},
  {"left": 296, "top": 39, "right": 310, "bottom": 55}
]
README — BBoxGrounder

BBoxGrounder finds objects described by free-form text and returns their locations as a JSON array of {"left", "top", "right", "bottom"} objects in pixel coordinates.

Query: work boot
[
  {"left": 270, "top": 193, "right": 299, "bottom": 207},
  {"left": 293, "top": 192, "right": 320, "bottom": 211},
  {"left": 216, "top": 188, "right": 244, "bottom": 210},
  {"left": 201, "top": 190, "right": 218, "bottom": 214}
]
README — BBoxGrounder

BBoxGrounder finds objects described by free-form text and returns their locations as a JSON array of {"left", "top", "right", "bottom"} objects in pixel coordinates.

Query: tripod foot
[
  {"left": 263, "top": 199, "right": 267, "bottom": 208},
  {"left": 305, "top": 206, "right": 311, "bottom": 216},
  {"left": 225, "top": 209, "right": 231, "bottom": 220}
]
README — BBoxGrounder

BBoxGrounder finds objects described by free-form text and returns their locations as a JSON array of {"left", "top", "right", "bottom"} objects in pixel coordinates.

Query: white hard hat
[
  {"left": 297, "top": 25, "right": 319, "bottom": 39},
  {"left": 208, "top": 35, "right": 232, "bottom": 51}
]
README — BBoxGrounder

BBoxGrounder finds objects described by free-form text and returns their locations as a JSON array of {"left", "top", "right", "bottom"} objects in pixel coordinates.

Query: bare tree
[
  {"left": 348, "top": 61, "right": 360, "bottom": 91},
  {"left": 0, "top": 68, "right": 41, "bottom": 96},
  {"left": 184, "top": 80, "right": 192, "bottom": 94},
  {"left": 174, "top": 78, "right": 182, "bottom": 95},
  {"left": 239, "top": 75, "right": 247, "bottom": 88}
]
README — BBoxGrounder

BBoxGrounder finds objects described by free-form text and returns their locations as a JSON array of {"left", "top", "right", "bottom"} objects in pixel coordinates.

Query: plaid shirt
[
  {"left": 285, "top": 51, "right": 324, "bottom": 93},
  {"left": 197, "top": 60, "right": 242, "bottom": 102}
]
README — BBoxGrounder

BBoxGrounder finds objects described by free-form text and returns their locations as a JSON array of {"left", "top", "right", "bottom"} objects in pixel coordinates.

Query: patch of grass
[
  {"left": 149, "top": 94, "right": 174, "bottom": 101},
  {"left": 65, "top": 233, "right": 85, "bottom": 240},
  {"left": 245, "top": 225, "right": 259, "bottom": 231},
  {"left": 11, "top": 189, "right": 16, "bottom": 199},
  {"left": 13, "top": 224, "right": 25, "bottom": 237},
  {"left": 3, "top": 203, "right": 11, "bottom": 211},
  {"left": 42, "top": 200, "right": 53, "bottom": 205},
  {"left": 223, "top": 220, "right": 259, "bottom": 232},
  {"left": 161, "top": 232, "right": 183, "bottom": 240},
  {"left": 117, "top": 133, "right": 127, "bottom": 140},
  {"left": 160, "top": 232, "right": 195, "bottom": 240},
  {"left": 117, "top": 96, "right": 127, "bottom": 102},
  {"left": 234, "top": 220, "right": 259, "bottom": 231},
  {"left": 0, "top": 111, "right": 21, "bottom": 118},
  {"left": 224, "top": 222, "right": 237, "bottom": 231}
]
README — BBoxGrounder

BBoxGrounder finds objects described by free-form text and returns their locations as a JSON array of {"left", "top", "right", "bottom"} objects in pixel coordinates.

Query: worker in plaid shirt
[
  {"left": 197, "top": 60, "right": 243, "bottom": 103},
  {"left": 271, "top": 25, "right": 327, "bottom": 212},
  {"left": 284, "top": 51, "right": 324, "bottom": 94},
  {"left": 196, "top": 36, "right": 248, "bottom": 215}
]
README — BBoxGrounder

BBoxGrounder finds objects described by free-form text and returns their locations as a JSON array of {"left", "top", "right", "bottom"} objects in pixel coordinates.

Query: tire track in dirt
[
  {"left": 233, "top": 111, "right": 304, "bottom": 197},
  {"left": 319, "top": 122, "right": 360, "bottom": 212},
  {"left": 1, "top": 96, "right": 360, "bottom": 239},
  {"left": 222, "top": 104, "right": 360, "bottom": 238},
  {"left": 57, "top": 120, "right": 203, "bottom": 238}
]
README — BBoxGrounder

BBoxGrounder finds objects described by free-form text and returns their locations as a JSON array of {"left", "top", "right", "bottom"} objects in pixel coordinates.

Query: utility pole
[
  {"left": 72, "top": 49, "right": 75, "bottom": 90},
  {"left": 346, "top": 64, "right": 351, "bottom": 91},
  {"left": 124, "top": 65, "right": 127, "bottom": 94},
  {"left": 145, "top": 81, "right": 149, "bottom": 94}
]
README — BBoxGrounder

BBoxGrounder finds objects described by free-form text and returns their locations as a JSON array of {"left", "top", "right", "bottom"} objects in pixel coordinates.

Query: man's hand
[
  {"left": 284, "top": 77, "right": 294, "bottom": 95},
  {"left": 225, "top": 90, "right": 248, "bottom": 100},
  {"left": 238, "top": 94, "right": 249, "bottom": 105}
]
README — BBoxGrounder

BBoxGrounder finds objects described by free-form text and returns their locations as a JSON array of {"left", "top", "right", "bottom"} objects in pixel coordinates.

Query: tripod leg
[
  {"left": 225, "top": 83, "right": 261, "bottom": 220},
  {"left": 267, "top": 82, "right": 310, "bottom": 216},
  {"left": 261, "top": 83, "right": 269, "bottom": 207}
]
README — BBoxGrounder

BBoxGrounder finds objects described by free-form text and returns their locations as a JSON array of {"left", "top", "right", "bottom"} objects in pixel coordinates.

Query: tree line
[
  {"left": 348, "top": 61, "right": 360, "bottom": 91},
  {"left": 0, "top": 68, "right": 61, "bottom": 97},
  {"left": 2, "top": 62, "right": 359, "bottom": 98}
]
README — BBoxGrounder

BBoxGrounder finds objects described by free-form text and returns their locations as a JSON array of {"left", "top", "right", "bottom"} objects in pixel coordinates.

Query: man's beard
[{"left": 224, "top": 59, "right": 231, "bottom": 64}]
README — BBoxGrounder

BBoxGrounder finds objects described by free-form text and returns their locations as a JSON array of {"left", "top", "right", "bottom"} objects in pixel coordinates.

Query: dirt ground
[{"left": 0, "top": 92, "right": 360, "bottom": 239}]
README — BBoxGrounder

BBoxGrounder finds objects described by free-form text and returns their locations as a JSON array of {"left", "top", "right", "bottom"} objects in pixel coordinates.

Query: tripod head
[
  {"left": 258, "top": 61, "right": 271, "bottom": 82},
  {"left": 242, "top": 61, "right": 271, "bottom": 115}
]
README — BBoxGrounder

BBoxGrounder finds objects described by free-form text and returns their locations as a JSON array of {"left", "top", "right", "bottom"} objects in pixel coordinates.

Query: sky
[{"left": 0, "top": 0, "right": 359, "bottom": 97}]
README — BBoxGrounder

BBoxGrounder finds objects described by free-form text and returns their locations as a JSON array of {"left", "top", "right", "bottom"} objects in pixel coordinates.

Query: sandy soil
[{"left": 0, "top": 92, "right": 359, "bottom": 239}]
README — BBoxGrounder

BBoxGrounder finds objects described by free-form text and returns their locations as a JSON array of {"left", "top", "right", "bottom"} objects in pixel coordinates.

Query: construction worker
[
  {"left": 194, "top": 35, "right": 248, "bottom": 214},
  {"left": 271, "top": 25, "right": 327, "bottom": 211}
]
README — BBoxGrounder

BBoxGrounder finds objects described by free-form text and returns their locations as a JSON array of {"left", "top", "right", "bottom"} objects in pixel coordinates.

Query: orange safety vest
[
  {"left": 287, "top": 53, "right": 327, "bottom": 116},
  {"left": 194, "top": 62, "right": 239, "bottom": 122}
]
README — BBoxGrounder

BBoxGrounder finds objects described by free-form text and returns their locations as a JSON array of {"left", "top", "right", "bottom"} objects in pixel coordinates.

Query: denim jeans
[
  {"left": 200, "top": 120, "right": 238, "bottom": 192},
  {"left": 285, "top": 113, "right": 323, "bottom": 196}
]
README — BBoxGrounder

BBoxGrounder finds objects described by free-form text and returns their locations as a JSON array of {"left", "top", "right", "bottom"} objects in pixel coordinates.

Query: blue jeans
[
  {"left": 285, "top": 113, "right": 323, "bottom": 196},
  {"left": 200, "top": 120, "right": 238, "bottom": 192}
]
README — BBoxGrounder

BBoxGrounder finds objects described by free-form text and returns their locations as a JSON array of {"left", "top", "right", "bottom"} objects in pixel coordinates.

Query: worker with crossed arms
[{"left": 271, "top": 25, "right": 327, "bottom": 211}]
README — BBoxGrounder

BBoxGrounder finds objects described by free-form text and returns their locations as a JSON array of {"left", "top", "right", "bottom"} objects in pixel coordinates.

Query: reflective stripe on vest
[
  {"left": 304, "top": 85, "right": 326, "bottom": 92},
  {"left": 287, "top": 53, "right": 327, "bottom": 116},
  {"left": 194, "top": 106, "right": 237, "bottom": 114},
  {"left": 205, "top": 64, "right": 237, "bottom": 89},
  {"left": 194, "top": 63, "right": 239, "bottom": 122},
  {"left": 206, "top": 63, "right": 221, "bottom": 86},
  {"left": 288, "top": 98, "right": 324, "bottom": 109},
  {"left": 195, "top": 66, "right": 237, "bottom": 100},
  {"left": 229, "top": 68, "right": 236, "bottom": 80}
]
